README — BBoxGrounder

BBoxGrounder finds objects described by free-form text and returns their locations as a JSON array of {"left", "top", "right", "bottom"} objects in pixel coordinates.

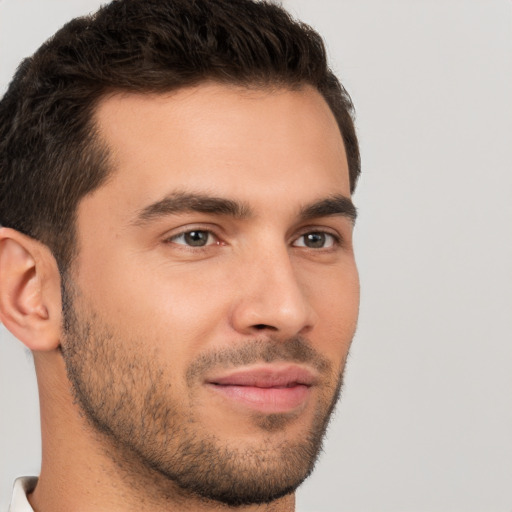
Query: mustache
[{"left": 186, "top": 336, "right": 333, "bottom": 384}]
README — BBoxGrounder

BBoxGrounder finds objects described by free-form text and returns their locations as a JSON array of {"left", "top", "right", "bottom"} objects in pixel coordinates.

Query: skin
[{"left": 0, "top": 83, "right": 359, "bottom": 512}]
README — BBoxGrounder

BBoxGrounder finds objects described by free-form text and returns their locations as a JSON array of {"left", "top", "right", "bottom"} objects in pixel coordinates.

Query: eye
[
  {"left": 169, "top": 230, "right": 217, "bottom": 247},
  {"left": 292, "top": 232, "right": 337, "bottom": 249}
]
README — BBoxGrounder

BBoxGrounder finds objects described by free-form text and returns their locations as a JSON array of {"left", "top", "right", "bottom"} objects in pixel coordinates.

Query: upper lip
[{"left": 205, "top": 364, "right": 318, "bottom": 388}]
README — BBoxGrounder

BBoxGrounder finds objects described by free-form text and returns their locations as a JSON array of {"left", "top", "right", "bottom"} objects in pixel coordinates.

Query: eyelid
[
  {"left": 163, "top": 224, "right": 224, "bottom": 247},
  {"left": 292, "top": 231, "right": 340, "bottom": 249},
  {"left": 169, "top": 230, "right": 217, "bottom": 246},
  {"left": 292, "top": 225, "right": 343, "bottom": 244},
  {"left": 161, "top": 223, "right": 345, "bottom": 250}
]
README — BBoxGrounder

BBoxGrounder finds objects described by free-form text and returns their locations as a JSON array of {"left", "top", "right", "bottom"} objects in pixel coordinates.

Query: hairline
[{"left": 62, "top": 79, "right": 351, "bottom": 274}]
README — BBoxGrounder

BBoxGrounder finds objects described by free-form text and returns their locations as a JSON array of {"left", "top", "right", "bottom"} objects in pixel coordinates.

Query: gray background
[{"left": 1, "top": 1, "right": 511, "bottom": 511}]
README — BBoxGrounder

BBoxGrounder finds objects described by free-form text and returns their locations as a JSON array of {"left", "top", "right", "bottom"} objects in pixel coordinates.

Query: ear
[{"left": 0, "top": 227, "right": 62, "bottom": 351}]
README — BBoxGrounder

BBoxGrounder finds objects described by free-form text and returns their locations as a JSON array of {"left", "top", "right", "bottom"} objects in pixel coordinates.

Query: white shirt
[{"left": 8, "top": 477, "right": 37, "bottom": 512}]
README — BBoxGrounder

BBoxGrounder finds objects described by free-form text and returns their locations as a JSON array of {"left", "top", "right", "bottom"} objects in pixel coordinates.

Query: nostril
[{"left": 253, "top": 324, "right": 277, "bottom": 331}]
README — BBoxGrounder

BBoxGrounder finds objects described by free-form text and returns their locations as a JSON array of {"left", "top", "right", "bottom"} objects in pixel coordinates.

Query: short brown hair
[{"left": 0, "top": 0, "right": 360, "bottom": 271}]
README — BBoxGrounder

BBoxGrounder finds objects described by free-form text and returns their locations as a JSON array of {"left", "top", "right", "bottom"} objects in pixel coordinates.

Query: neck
[{"left": 29, "top": 352, "right": 295, "bottom": 512}]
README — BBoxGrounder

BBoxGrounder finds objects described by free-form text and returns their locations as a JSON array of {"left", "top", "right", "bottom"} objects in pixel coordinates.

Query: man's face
[{"left": 61, "top": 84, "right": 359, "bottom": 506}]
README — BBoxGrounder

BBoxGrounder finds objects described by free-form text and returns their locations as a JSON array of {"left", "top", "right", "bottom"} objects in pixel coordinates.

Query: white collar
[{"left": 9, "top": 477, "right": 37, "bottom": 512}]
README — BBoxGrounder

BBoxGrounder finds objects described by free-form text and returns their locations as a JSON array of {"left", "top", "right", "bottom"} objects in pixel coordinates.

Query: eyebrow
[
  {"left": 299, "top": 195, "right": 357, "bottom": 224},
  {"left": 132, "top": 191, "right": 357, "bottom": 226},
  {"left": 133, "top": 192, "right": 252, "bottom": 225}
]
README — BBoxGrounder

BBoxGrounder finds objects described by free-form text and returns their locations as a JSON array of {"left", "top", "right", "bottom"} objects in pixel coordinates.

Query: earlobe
[{"left": 0, "top": 227, "right": 62, "bottom": 351}]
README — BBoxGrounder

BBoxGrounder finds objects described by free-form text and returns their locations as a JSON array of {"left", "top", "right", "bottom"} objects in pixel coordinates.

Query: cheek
[
  {"left": 78, "top": 257, "right": 235, "bottom": 363},
  {"left": 309, "top": 264, "right": 360, "bottom": 358}
]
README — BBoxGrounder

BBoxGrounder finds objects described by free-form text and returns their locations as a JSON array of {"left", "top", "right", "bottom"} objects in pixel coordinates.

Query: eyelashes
[
  {"left": 166, "top": 227, "right": 342, "bottom": 251},
  {"left": 292, "top": 232, "right": 339, "bottom": 249},
  {"left": 168, "top": 230, "right": 221, "bottom": 248}
]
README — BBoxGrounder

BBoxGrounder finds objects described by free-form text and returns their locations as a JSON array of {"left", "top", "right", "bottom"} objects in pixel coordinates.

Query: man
[{"left": 0, "top": 0, "right": 360, "bottom": 510}]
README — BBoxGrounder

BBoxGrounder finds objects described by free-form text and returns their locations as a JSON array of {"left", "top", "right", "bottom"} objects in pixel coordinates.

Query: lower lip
[{"left": 207, "top": 383, "right": 311, "bottom": 413}]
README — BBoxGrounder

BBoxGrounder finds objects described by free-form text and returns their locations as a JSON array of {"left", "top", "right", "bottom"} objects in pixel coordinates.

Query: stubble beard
[{"left": 60, "top": 277, "right": 348, "bottom": 507}]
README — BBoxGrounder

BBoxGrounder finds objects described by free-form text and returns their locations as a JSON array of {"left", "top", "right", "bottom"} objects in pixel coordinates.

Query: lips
[{"left": 205, "top": 365, "right": 317, "bottom": 413}]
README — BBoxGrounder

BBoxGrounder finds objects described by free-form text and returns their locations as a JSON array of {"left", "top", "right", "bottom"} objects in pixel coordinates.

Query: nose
[{"left": 230, "top": 246, "right": 317, "bottom": 339}]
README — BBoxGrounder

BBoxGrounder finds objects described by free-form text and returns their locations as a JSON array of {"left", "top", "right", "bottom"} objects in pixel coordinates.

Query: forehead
[{"left": 85, "top": 83, "right": 350, "bottom": 220}]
